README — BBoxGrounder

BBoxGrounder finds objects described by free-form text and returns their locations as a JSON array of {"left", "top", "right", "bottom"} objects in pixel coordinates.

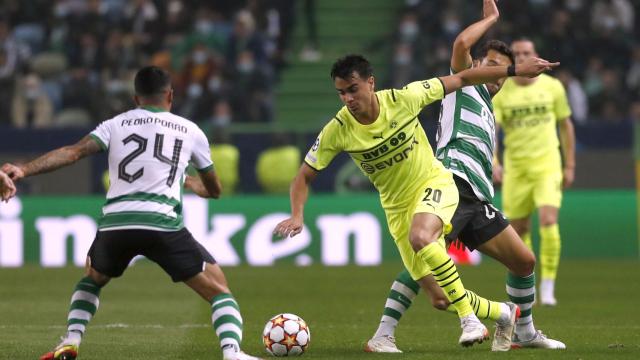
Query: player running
[
  {"left": 2, "top": 66, "right": 262, "bottom": 360},
  {"left": 492, "top": 38, "right": 576, "bottom": 306},
  {"left": 365, "top": 0, "right": 566, "bottom": 352},
  {"left": 273, "top": 48, "right": 557, "bottom": 347}
]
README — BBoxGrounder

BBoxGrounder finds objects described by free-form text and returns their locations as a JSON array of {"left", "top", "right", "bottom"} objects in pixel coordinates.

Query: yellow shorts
[
  {"left": 386, "top": 170, "right": 459, "bottom": 281},
  {"left": 502, "top": 152, "right": 562, "bottom": 219}
]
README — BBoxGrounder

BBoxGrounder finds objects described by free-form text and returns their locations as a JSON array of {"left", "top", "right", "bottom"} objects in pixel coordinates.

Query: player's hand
[
  {"left": 1, "top": 163, "right": 25, "bottom": 182},
  {"left": 515, "top": 57, "right": 560, "bottom": 78},
  {"left": 273, "top": 216, "right": 304, "bottom": 238},
  {"left": 0, "top": 170, "right": 17, "bottom": 202},
  {"left": 563, "top": 166, "right": 575, "bottom": 188},
  {"left": 492, "top": 163, "right": 503, "bottom": 184},
  {"left": 483, "top": 0, "right": 499, "bottom": 20}
]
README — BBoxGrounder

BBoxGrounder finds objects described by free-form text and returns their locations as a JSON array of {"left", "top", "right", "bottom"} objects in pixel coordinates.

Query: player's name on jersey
[{"left": 120, "top": 116, "right": 188, "bottom": 134}]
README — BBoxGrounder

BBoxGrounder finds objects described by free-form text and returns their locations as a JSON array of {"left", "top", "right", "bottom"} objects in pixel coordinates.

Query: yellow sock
[
  {"left": 539, "top": 224, "right": 561, "bottom": 280},
  {"left": 446, "top": 289, "right": 502, "bottom": 321},
  {"left": 521, "top": 231, "right": 532, "bottom": 250},
  {"left": 417, "top": 242, "right": 473, "bottom": 318}
]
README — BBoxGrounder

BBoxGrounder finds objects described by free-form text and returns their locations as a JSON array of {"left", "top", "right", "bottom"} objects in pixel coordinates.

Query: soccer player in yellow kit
[
  {"left": 273, "top": 54, "right": 558, "bottom": 346},
  {"left": 492, "top": 39, "right": 576, "bottom": 306}
]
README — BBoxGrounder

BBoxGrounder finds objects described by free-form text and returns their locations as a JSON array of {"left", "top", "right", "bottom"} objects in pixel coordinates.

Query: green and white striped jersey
[
  {"left": 90, "top": 107, "right": 213, "bottom": 231},
  {"left": 435, "top": 83, "right": 496, "bottom": 202}
]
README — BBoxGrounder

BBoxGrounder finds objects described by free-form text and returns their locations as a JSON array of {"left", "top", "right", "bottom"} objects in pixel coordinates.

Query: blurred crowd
[
  {"left": 389, "top": 0, "right": 639, "bottom": 124},
  {"left": 0, "top": 0, "right": 299, "bottom": 129}
]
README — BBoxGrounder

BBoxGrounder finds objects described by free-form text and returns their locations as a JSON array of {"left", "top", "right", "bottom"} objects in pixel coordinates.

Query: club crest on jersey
[{"left": 390, "top": 120, "right": 398, "bottom": 129}]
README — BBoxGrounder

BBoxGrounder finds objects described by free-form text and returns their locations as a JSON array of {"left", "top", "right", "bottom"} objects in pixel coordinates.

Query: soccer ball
[{"left": 262, "top": 313, "right": 310, "bottom": 356}]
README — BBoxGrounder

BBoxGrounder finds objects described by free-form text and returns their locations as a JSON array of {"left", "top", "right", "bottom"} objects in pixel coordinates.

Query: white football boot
[
  {"left": 491, "top": 302, "right": 520, "bottom": 351},
  {"left": 364, "top": 335, "right": 403, "bottom": 353},
  {"left": 459, "top": 314, "right": 489, "bottom": 347},
  {"left": 512, "top": 330, "right": 566, "bottom": 349}
]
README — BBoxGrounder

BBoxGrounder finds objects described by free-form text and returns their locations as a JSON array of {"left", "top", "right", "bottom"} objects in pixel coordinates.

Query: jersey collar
[{"left": 140, "top": 105, "right": 167, "bottom": 113}]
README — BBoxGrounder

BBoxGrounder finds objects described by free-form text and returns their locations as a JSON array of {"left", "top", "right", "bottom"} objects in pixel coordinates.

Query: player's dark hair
[
  {"left": 330, "top": 54, "right": 373, "bottom": 80},
  {"left": 134, "top": 66, "right": 171, "bottom": 97},
  {"left": 478, "top": 40, "right": 515, "bottom": 65}
]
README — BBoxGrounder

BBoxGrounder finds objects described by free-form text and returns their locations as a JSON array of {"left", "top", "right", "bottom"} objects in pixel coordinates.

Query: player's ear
[
  {"left": 167, "top": 88, "right": 174, "bottom": 105},
  {"left": 369, "top": 76, "right": 375, "bottom": 91}
]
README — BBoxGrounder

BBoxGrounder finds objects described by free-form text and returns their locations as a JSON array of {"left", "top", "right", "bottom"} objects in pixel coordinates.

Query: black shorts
[
  {"left": 445, "top": 175, "right": 510, "bottom": 250},
  {"left": 87, "top": 227, "right": 216, "bottom": 282}
]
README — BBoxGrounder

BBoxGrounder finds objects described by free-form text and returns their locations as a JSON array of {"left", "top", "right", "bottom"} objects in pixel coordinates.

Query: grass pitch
[{"left": 1, "top": 260, "right": 638, "bottom": 359}]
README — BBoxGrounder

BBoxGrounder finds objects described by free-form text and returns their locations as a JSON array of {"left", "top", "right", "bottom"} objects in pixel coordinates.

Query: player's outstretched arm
[
  {"left": 186, "top": 170, "right": 222, "bottom": 199},
  {"left": 439, "top": 56, "right": 559, "bottom": 95},
  {"left": 451, "top": 0, "right": 499, "bottom": 73},
  {"left": 273, "top": 163, "right": 318, "bottom": 238},
  {"left": 0, "top": 170, "right": 16, "bottom": 202},
  {"left": 1, "top": 135, "right": 102, "bottom": 181}
]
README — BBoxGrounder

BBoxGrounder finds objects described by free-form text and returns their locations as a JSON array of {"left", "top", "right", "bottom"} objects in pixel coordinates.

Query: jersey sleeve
[
  {"left": 553, "top": 80, "right": 572, "bottom": 121},
  {"left": 304, "top": 120, "right": 342, "bottom": 171},
  {"left": 89, "top": 119, "right": 113, "bottom": 151},
  {"left": 191, "top": 128, "right": 214, "bottom": 172},
  {"left": 398, "top": 78, "right": 445, "bottom": 115}
]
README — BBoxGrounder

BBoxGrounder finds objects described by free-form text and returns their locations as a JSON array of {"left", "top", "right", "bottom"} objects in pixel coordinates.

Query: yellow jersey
[
  {"left": 305, "top": 78, "right": 448, "bottom": 211},
  {"left": 492, "top": 74, "right": 571, "bottom": 162}
]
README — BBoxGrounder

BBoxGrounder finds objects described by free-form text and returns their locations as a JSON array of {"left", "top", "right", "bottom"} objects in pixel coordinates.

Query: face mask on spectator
[
  {"left": 443, "top": 18, "right": 460, "bottom": 34},
  {"left": 192, "top": 50, "right": 208, "bottom": 64},
  {"left": 213, "top": 114, "right": 231, "bottom": 126},
  {"left": 237, "top": 60, "right": 255, "bottom": 73},
  {"left": 196, "top": 20, "right": 214, "bottom": 34},
  {"left": 25, "top": 88, "right": 40, "bottom": 100},
  {"left": 394, "top": 52, "right": 411, "bottom": 66},
  {"left": 208, "top": 76, "right": 222, "bottom": 92},
  {"left": 399, "top": 21, "right": 418, "bottom": 41},
  {"left": 187, "top": 83, "right": 203, "bottom": 98}
]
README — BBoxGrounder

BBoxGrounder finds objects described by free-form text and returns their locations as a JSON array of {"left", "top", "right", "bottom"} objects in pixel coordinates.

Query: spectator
[
  {"left": 556, "top": 69, "right": 589, "bottom": 125},
  {"left": 11, "top": 73, "right": 54, "bottom": 128}
]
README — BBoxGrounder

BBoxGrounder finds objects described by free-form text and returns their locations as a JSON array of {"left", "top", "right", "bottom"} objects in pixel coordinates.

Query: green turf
[{"left": 1, "top": 260, "right": 639, "bottom": 359}]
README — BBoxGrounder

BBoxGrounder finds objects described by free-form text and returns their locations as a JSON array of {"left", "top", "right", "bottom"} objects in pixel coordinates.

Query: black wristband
[{"left": 507, "top": 64, "right": 516, "bottom": 77}]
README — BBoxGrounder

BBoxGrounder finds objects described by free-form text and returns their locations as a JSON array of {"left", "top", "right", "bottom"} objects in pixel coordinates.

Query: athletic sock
[
  {"left": 373, "top": 269, "right": 419, "bottom": 338},
  {"left": 211, "top": 293, "right": 243, "bottom": 357},
  {"left": 446, "top": 289, "right": 504, "bottom": 321},
  {"left": 506, "top": 272, "right": 536, "bottom": 340},
  {"left": 417, "top": 242, "right": 473, "bottom": 318},
  {"left": 66, "top": 276, "right": 102, "bottom": 345},
  {"left": 539, "top": 224, "right": 561, "bottom": 281}
]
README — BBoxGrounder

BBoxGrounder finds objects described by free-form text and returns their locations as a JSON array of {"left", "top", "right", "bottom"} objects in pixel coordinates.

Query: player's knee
[
  {"left": 513, "top": 251, "right": 536, "bottom": 276},
  {"left": 409, "top": 228, "right": 440, "bottom": 252},
  {"left": 85, "top": 268, "right": 110, "bottom": 287},
  {"left": 539, "top": 215, "right": 557, "bottom": 227}
]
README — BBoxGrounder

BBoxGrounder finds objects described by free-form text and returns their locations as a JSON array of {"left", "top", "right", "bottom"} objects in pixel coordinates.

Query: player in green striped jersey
[
  {"left": 2, "top": 67, "right": 262, "bottom": 360},
  {"left": 366, "top": 0, "right": 565, "bottom": 352}
]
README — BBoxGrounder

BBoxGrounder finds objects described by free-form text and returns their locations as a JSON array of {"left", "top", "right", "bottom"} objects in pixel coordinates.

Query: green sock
[
  {"left": 66, "top": 276, "right": 102, "bottom": 343},
  {"left": 506, "top": 272, "right": 536, "bottom": 339},
  {"left": 373, "top": 270, "right": 420, "bottom": 337},
  {"left": 211, "top": 293, "right": 243, "bottom": 354},
  {"left": 417, "top": 242, "right": 473, "bottom": 318}
]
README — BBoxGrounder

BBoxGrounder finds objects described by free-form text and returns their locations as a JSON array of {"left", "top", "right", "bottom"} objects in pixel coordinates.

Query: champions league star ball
[{"left": 262, "top": 313, "right": 310, "bottom": 356}]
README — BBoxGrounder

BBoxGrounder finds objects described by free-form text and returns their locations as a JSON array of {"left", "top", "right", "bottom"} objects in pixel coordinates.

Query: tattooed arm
[{"left": 1, "top": 136, "right": 103, "bottom": 181}]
